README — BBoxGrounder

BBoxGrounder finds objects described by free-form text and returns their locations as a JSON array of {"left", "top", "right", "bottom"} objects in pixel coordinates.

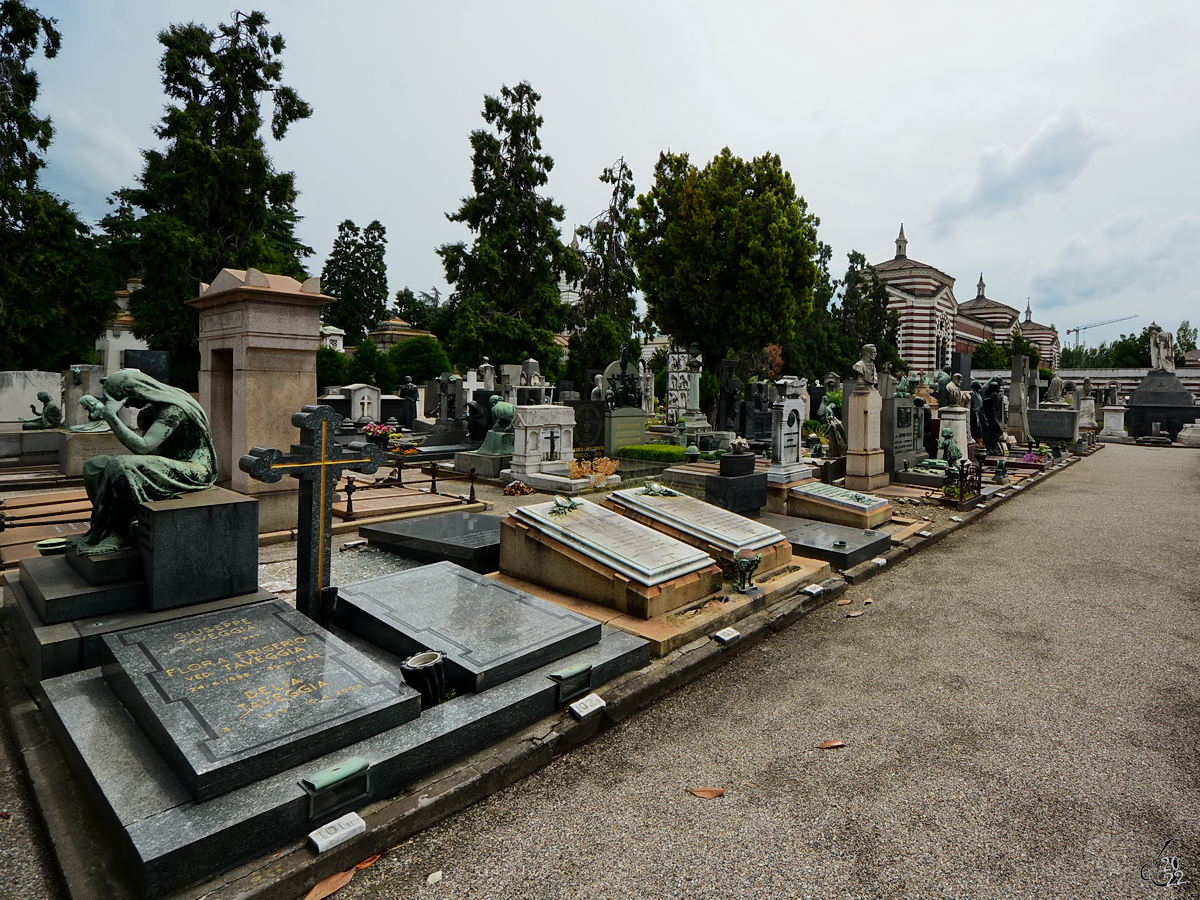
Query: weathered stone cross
[{"left": 239, "top": 405, "right": 386, "bottom": 622}]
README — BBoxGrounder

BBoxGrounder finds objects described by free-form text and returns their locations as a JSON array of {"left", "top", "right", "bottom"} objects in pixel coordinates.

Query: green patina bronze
[
  {"left": 477, "top": 394, "right": 515, "bottom": 456},
  {"left": 20, "top": 392, "right": 63, "bottom": 430},
  {"left": 74, "top": 369, "right": 217, "bottom": 556}
]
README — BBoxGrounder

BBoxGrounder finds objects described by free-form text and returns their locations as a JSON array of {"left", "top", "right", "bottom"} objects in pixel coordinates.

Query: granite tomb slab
[{"left": 101, "top": 600, "right": 421, "bottom": 800}]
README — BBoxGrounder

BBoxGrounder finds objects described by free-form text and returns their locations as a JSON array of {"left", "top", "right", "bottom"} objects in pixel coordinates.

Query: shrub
[
  {"left": 388, "top": 335, "right": 451, "bottom": 383},
  {"left": 617, "top": 444, "right": 687, "bottom": 462},
  {"left": 316, "top": 346, "right": 348, "bottom": 392}
]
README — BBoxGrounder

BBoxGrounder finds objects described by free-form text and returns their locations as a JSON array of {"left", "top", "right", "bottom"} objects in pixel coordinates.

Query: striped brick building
[{"left": 872, "top": 226, "right": 1060, "bottom": 375}]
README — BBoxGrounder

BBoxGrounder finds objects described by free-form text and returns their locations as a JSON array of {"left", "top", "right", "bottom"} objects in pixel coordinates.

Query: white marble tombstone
[
  {"left": 510, "top": 405, "right": 575, "bottom": 476},
  {"left": 767, "top": 375, "right": 812, "bottom": 484}
]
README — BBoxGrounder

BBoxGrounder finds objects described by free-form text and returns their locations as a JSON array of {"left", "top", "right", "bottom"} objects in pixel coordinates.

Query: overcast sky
[{"left": 34, "top": 0, "right": 1200, "bottom": 348}]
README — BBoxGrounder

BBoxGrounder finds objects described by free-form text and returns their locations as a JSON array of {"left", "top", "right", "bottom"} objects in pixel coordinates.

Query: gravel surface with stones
[{"left": 326, "top": 444, "right": 1200, "bottom": 900}]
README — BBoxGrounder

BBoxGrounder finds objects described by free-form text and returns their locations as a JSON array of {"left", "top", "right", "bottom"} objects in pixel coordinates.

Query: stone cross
[{"left": 239, "top": 405, "right": 387, "bottom": 623}]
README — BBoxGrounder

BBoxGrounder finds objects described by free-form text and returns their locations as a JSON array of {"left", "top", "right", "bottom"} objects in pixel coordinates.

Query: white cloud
[
  {"left": 1031, "top": 212, "right": 1200, "bottom": 307},
  {"left": 932, "top": 104, "right": 1111, "bottom": 236},
  {"left": 40, "top": 103, "right": 144, "bottom": 222}
]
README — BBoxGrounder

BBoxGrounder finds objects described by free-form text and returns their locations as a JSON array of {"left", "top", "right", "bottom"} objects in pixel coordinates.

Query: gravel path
[{"left": 328, "top": 444, "right": 1200, "bottom": 900}]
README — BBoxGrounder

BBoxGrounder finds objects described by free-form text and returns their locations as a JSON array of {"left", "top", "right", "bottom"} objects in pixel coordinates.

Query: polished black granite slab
[
  {"left": 360, "top": 512, "right": 502, "bottom": 573},
  {"left": 756, "top": 513, "right": 891, "bottom": 569},
  {"left": 101, "top": 600, "right": 421, "bottom": 800},
  {"left": 41, "top": 626, "right": 648, "bottom": 898},
  {"left": 335, "top": 561, "right": 601, "bottom": 692}
]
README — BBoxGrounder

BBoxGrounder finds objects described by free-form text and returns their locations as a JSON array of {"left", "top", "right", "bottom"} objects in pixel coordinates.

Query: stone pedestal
[
  {"left": 844, "top": 388, "right": 888, "bottom": 492},
  {"left": 1028, "top": 408, "right": 1081, "bottom": 443},
  {"left": 1177, "top": 421, "right": 1200, "bottom": 447},
  {"left": 1006, "top": 355, "right": 1030, "bottom": 443},
  {"left": 938, "top": 406, "right": 970, "bottom": 462},
  {"left": 1078, "top": 397, "right": 1097, "bottom": 431},
  {"left": 880, "top": 397, "right": 926, "bottom": 475},
  {"left": 188, "top": 268, "right": 332, "bottom": 532},
  {"left": 605, "top": 407, "right": 646, "bottom": 457},
  {"left": 62, "top": 364, "right": 104, "bottom": 427},
  {"left": 58, "top": 430, "right": 130, "bottom": 477}
]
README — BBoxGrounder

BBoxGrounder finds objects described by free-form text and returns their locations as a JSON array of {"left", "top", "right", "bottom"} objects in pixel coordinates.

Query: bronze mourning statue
[
  {"left": 74, "top": 369, "right": 217, "bottom": 555},
  {"left": 20, "top": 392, "right": 62, "bottom": 430}
]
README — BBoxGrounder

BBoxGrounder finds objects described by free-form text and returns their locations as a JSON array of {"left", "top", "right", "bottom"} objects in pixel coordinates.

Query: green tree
[
  {"left": 106, "top": 10, "right": 312, "bottom": 388},
  {"left": 629, "top": 147, "right": 821, "bottom": 375},
  {"left": 321, "top": 219, "right": 388, "bottom": 343},
  {"left": 388, "top": 334, "right": 450, "bottom": 383},
  {"left": 1175, "top": 319, "right": 1196, "bottom": 367},
  {"left": 1109, "top": 327, "right": 1153, "bottom": 369},
  {"left": 315, "top": 345, "right": 348, "bottom": 392},
  {"left": 971, "top": 339, "right": 1008, "bottom": 369},
  {"left": 836, "top": 251, "right": 903, "bottom": 373},
  {"left": 1003, "top": 331, "right": 1041, "bottom": 371},
  {"left": 347, "top": 338, "right": 396, "bottom": 392},
  {"left": 0, "top": 1, "right": 116, "bottom": 371},
  {"left": 784, "top": 241, "right": 847, "bottom": 381},
  {"left": 438, "top": 81, "right": 582, "bottom": 373},
  {"left": 394, "top": 285, "right": 458, "bottom": 339},
  {"left": 567, "top": 158, "right": 639, "bottom": 384}
]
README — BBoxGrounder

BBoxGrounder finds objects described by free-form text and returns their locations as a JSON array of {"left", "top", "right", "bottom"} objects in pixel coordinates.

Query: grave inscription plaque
[{"left": 101, "top": 600, "right": 420, "bottom": 800}]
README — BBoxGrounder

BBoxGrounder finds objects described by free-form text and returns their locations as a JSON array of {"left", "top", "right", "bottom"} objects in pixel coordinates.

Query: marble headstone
[{"left": 606, "top": 487, "right": 784, "bottom": 557}]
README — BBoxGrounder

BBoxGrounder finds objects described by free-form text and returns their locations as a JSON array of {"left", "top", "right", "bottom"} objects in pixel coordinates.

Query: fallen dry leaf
[
  {"left": 355, "top": 855, "right": 381, "bottom": 870},
  {"left": 0, "top": 811, "right": 9, "bottom": 819},
  {"left": 846, "top": 610, "right": 864, "bottom": 618},
  {"left": 687, "top": 787, "right": 725, "bottom": 799},
  {"left": 836, "top": 596, "right": 852, "bottom": 606},
  {"left": 427, "top": 870, "right": 443, "bottom": 885},
  {"left": 303, "top": 868, "right": 355, "bottom": 900},
  {"left": 818, "top": 740, "right": 846, "bottom": 750},
  {"left": 863, "top": 598, "right": 874, "bottom": 605}
]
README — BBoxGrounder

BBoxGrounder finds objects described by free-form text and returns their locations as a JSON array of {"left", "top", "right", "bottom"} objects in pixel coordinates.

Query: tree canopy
[
  {"left": 566, "top": 158, "right": 639, "bottom": 383},
  {"left": 437, "top": 81, "right": 581, "bottom": 373},
  {"left": 104, "top": 9, "right": 312, "bottom": 388},
  {"left": 388, "top": 335, "right": 451, "bottom": 383},
  {"left": 321, "top": 219, "right": 389, "bottom": 343},
  {"left": 0, "top": 1, "right": 116, "bottom": 371},
  {"left": 970, "top": 339, "right": 1009, "bottom": 370},
  {"left": 629, "top": 147, "right": 821, "bottom": 372}
]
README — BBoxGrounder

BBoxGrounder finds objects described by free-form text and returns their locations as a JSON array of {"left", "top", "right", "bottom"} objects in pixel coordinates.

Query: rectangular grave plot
[
  {"left": 360, "top": 513, "right": 502, "bottom": 573},
  {"left": 791, "top": 482, "right": 890, "bottom": 513},
  {"left": 607, "top": 488, "right": 782, "bottom": 555},
  {"left": 335, "top": 562, "right": 602, "bottom": 692},
  {"left": 510, "top": 498, "right": 714, "bottom": 586},
  {"left": 101, "top": 600, "right": 421, "bottom": 801}
]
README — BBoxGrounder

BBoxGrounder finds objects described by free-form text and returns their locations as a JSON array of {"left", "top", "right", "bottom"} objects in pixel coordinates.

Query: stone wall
[
  {"left": 0, "top": 371, "right": 62, "bottom": 425},
  {"left": 973, "top": 368, "right": 1200, "bottom": 402}
]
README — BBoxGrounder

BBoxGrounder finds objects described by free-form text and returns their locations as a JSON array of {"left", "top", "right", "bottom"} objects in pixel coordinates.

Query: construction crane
[{"left": 1066, "top": 315, "right": 1138, "bottom": 347}]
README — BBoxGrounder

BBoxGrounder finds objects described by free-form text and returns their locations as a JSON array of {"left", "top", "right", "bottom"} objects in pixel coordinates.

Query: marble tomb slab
[
  {"left": 360, "top": 512, "right": 502, "bottom": 573},
  {"left": 510, "top": 498, "right": 714, "bottom": 586},
  {"left": 787, "top": 482, "right": 892, "bottom": 529},
  {"left": 604, "top": 486, "right": 791, "bottom": 570},
  {"left": 101, "top": 600, "right": 421, "bottom": 801},
  {"left": 335, "top": 561, "right": 601, "bottom": 691}
]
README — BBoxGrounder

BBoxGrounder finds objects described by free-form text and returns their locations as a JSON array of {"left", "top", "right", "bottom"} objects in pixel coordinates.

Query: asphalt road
[{"left": 328, "top": 444, "right": 1200, "bottom": 900}]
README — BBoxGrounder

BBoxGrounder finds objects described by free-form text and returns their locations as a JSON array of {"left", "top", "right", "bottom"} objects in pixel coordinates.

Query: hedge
[{"left": 617, "top": 444, "right": 688, "bottom": 462}]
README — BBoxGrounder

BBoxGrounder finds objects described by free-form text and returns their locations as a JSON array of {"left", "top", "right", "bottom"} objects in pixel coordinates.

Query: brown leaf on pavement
[
  {"left": 687, "top": 787, "right": 725, "bottom": 799},
  {"left": 355, "top": 855, "right": 381, "bottom": 870},
  {"left": 818, "top": 740, "right": 846, "bottom": 750},
  {"left": 836, "top": 597, "right": 852, "bottom": 606},
  {"left": 303, "top": 868, "right": 355, "bottom": 900},
  {"left": 864, "top": 597, "right": 874, "bottom": 604},
  {"left": 846, "top": 610, "right": 864, "bottom": 617}
]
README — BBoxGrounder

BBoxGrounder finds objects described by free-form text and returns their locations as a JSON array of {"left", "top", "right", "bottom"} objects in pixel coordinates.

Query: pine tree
[
  {"left": 321, "top": 219, "right": 389, "bottom": 343},
  {"left": 438, "top": 81, "right": 581, "bottom": 372},
  {"left": 567, "top": 158, "right": 639, "bottom": 382},
  {"left": 106, "top": 10, "right": 312, "bottom": 389}
]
